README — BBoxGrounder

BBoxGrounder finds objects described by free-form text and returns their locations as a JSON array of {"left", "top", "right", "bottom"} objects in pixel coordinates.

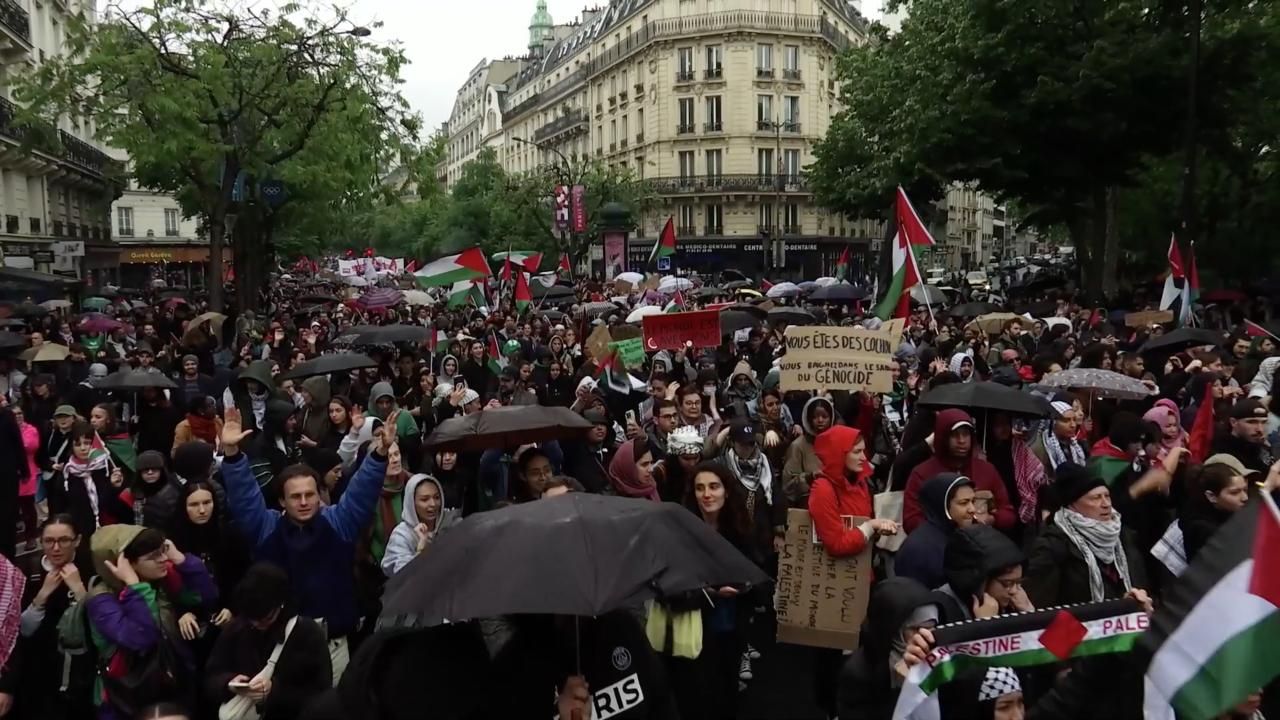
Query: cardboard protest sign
[
  {"left": 586, "top": 324, "right": 614, "bottom": 362},
  {"left": 1125, "top": 309, "right": 1174, "bottom": 327},
  {"left": 611, "top": 324, "right": 643, "bottom": 342},
  {"left": 774, "top": 509, "right": 872, "bottom": 649},
  {"left": 643, "top": 273, "right": 661, "bottom": 292},
  {"left": 883, "top": 318, "right": 906, "bottom": 339},
  {"left": 643, "top": 309, "right": 721, "bottom": 351},
  {"left": 614, "top": 279, "right": 634, "bottom": 295},
  {"left": 779, "top": 325, "right": 896, "bottom": 393},
  {"left": 609, "top": 338, "right": 646, "bottom": 368}
]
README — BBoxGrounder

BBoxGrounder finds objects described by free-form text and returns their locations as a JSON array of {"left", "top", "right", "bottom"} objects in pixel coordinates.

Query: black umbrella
[
  {"left": 768, "top": 306, "right": 816, "bottom": 326},
  {"left": 720, "top": 269, "right": 751, "bottom": 283},
  {"left": 333, "top": 324, "right": 431, "bottom": 346},
  {"left": 0, "top": 331, "right": 25, "bottom": 350},
  {"left": 279, "top": 352, "right": 378, "bottom": 381},
  {"left": 692, "top": 286, "right": 726, "bottom": 299},
  {"left": 95, "top": 369, "right": 179, "bottom": 392},
  {"left": 531, "top": 285, "right": 575, "bottom": 303},
  {"left": 725, "top": 302, "right": 768, "bottom": 320},
  {"left": 157, "top": 290, "right": 187, "bottom": 299},
  {"left": 298, "top": 293, "right": 340, "bottom": 304},
  {"left": 722, "top": 280, "right": 753, "bottom": 291},
  {"left": 423, "top": 405, "right": 593, "bottom": 452},
  {"left": 539, "top": 309, "right": 567, "bottom": 323},
  {"left": 0, "top": 318, "right": 26, "bottom": 328},
  {"left": 809, "top": 283, "right": 869, "bottom": 302},
  {"left": 719, "top": 309, "right": 759, "bottom": 335},
  {"left": 917, "top": 381, "right": 1052, "bottom": 418},
  {"left": 1139, "top": 327, "right": 1223, "bottom": 354},
  {"left": 1016, "top": 300, "right": 1059, "bottom": 317},
  {"left": 379, "top": 493, "right": 769, "bottom": 629},
  {"left": 949, "top": 302, "right": 999, "bottom": 318},
  {"left": 3, "top": 302, "right": 47, "bottom": 318},
  {"left": 291, "top": 304, "right": 330, "bottom": 318}
]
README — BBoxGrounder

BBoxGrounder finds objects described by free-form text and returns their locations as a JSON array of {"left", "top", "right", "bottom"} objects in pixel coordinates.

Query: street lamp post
[{"left": 511, "top": 135, "right": 575, "bottom": 268}]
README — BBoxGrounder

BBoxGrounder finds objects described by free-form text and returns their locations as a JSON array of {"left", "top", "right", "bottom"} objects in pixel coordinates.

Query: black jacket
[
  {"left": 1024, "top": 522, "right": 1149, "bottom": 608},
  {"left": 838, "top": 578, "right": 935, "bottom": 720},
  {"left": 204, "top": 614, "right": 331, "bottom": 720}
]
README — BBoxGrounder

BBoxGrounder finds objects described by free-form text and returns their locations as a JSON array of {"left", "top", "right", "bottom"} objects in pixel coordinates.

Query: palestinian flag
[
  {"left": 558, "top": 252, "right": 573, "bottom": 279},
  {"left": 835, "top": 246, "right": 850, "bottom": 281},
  {"left": 513, "top": 270, "right": 532, "bottom": 314},
  {"left": 1187, "top": 379, "right": 1215, "bottom": 463},
  {"left": 414, "top": 248, "right": 491, "bottom": 288},
  {"left": 500, "top": 257, "right": 514, "bottom": 283},
  {"left": 487, "top": 332, "right": 507, "bottom": 376},
  {"left": 1141, "top": 495, "right": 1280, "bottom": 720},
  {"left": 664, "top": 290, "right": 685, "bottom": 313},
  {"left": 894, "top": 600, "right": 1147, "bottom": 720},
  {"left": 96, "top": 431, "right": 137, "bottom": 472},
  {"left": 1243, "top": 320, "right": 1279, "bottom": 341},
  {"left": 874, "top": 187, "right": 936, "bottom": 320},
  {"left": 592, "top": 348, "right": 632, "bottom": 395},
  {"left": 1159, "top": 235, "right": 1190, "bottom": 326},
  {"left": 492, "top": 251, "right": 543, "bottom": 273},
  {"left": 648, "top": 217, "right": 676, "bottom": 267},
  {"left": 447, "top": 280, "right": 486, "bottom": 309},
  {"left": 1086, "top": 437, "right": 1133, "bottom": 486}
]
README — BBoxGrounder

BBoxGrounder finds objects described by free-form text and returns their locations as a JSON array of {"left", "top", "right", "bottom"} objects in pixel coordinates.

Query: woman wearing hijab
[
  {"left": 1142, "top": 399, "right": 1187, "bottom": 464},
  {"left": 1030, "top": 397, "right": 1088, "bottom": 479},
  {"left": 381, "top": 474, "right": 459, "bottom": 576},
  {"left": 606, "top": 437, "right": 660, "bottom": 501}
]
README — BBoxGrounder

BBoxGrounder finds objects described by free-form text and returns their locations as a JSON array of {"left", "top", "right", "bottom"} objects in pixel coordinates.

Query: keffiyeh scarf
[
  {"left": 1042, "top": 428, "right": 1086, "bottom": 470},
  {"left": 63, "top": 449, "right": 112, "bottom": 529},
  {"left": 725, "top": 447, "right": 773, "bottom": 506},
  {"left": 1054, "top": 507, "right": 1131, "bottom": 602}
]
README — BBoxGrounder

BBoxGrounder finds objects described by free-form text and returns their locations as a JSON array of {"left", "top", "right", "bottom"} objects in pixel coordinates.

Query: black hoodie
[
  {"left": 895, "top": 473, "right": 973, "bottom": 590},
  {"left": 931, "top": 524, "right": 1026, "bottom": 625},
  {"left": 838, "top": 578, "right": 936, "bottom": 720}
]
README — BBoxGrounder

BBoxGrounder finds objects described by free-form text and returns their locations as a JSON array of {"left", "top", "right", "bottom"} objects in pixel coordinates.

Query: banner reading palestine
[{"left": 893, "top": 599, "right": 1146, "bottom": 720}]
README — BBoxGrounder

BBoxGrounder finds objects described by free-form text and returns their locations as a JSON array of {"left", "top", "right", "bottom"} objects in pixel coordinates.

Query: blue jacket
[{"left": 222, "top": 450, "right": 386, "bottom": 638}]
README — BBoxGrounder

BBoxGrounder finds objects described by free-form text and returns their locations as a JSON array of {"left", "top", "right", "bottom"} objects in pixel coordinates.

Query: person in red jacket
[
  {"left": 807, "top": 425, "right": 899, "bottom": 557},
  {"left": 903, "top": 408, "right": 1016, "bottom": 533}
]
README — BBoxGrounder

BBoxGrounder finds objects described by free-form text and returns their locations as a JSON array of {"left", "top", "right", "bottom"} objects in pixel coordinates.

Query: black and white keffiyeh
[{"left": 978, "top": 666, "right": 1022, "bottom": 702}]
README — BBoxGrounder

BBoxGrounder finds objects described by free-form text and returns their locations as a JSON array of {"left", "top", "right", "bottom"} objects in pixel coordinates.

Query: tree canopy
[
  {"left": 18, "top": 0, "right": 416, "bottom": 310},
  {"left": 810, "top": 0, "right": 1280, "bottom": 295}
]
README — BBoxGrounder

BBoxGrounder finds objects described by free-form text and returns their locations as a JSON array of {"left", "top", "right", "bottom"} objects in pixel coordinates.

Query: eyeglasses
[
  {"left": 994, "top": 577, "right": 1023, "bottom": 590},
  {"left": 137, "top": 549, "right": 167, "bottom": 563},
  {"left": 41, "top": 537, "right": 76, "bottom": 548},
  {"left": 658, "top": 413, "right": 678, "bottom": 421}
]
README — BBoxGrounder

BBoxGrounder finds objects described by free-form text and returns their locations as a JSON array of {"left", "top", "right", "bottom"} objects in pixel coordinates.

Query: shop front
[
  {"left": 623, "top": 237, "right": 872, "bottom": 281},
  {"left": 117, "top": 245, "right": 211, "bottom": 288}
]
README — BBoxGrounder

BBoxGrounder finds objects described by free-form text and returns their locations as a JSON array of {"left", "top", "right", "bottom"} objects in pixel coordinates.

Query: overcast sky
[{"left": 352, "top": 0, "right": 886, "bottom": 130}]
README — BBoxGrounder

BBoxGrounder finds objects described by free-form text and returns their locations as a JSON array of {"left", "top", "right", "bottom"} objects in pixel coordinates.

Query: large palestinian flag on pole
[
  {"left": 413, "top": 248, "right": 491, "bottom": 288},
  {"left": 874, "top": 186, "right": 936, "bottom": 320},
  {"left": 894, "top": 599, "right": 1146, "bottom": 720},
  {"left": 1141, "top": 494, "right": 1280, "bottom": 720}
]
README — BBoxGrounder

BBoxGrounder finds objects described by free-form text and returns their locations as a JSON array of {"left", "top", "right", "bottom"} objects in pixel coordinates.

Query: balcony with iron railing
[
  {"left": 608, "top": 95, "right": 617, "bottom": 107},
  {"left": 635, "top": 132, "right": 644, "bottom": 144},
  {"left": 783, "top": 68, "right": 802, "bottom": 81},
  {"left": 756, "top": 68, "right": 774, "bottom": 79},
  {"left": 704, "top": 225, "right": 723, "bottom": 236},
  {"left": 646, "top": 173, "right": 810, "bottom": 195},
  {"left": 619, "top": 90, "right": 628, "bottom": 103},
  {"left": 705, "top": 67, "right": 723, "bottom": 80},
  {"left": 634, "top": 83, "right": 645, "bottom": 97},
  {"left": 704, "top": 121, "right": 723, "bottom": 133},
  {"left": 783, "top": 224, "right": 802, "bottom": 234},
  {"left": 675, "top": 69, "right": 695, "bottom": 83},
  {"left": 0, "top": 0, "right": 31, "bottom": 46},
  {"left": 677, "top": 225, "right": 697, "bottom": 237},
  {"left": 505, "top": 93, "right": 541, "bottom": 120},
  {"left": 783, "top": 121, "right": 802, "bottom": 133},
  {"left": 676, "top": 123, "right": 695, "bottom": 135},
  {"left": 532, "top": 108, "right": 588, "bottom": 143},
  {"left": 620, "top": 138, "right": 628, "bottom": 149}
]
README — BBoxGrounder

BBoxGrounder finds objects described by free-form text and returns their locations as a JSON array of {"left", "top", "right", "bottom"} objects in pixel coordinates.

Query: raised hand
[
  {"left": 221, "top": 407, "right": 253, "bottom": 450},
  {"left": 105, "top": 553, "right": 140, "bottom": 586}
]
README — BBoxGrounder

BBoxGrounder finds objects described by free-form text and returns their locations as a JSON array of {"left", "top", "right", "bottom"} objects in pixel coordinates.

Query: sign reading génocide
[
  {"left": 780, "top": 325, "right": 895, "bottom": 393},
  {"left": 642, "top": 310, "right": 721, "bottom": 351}
]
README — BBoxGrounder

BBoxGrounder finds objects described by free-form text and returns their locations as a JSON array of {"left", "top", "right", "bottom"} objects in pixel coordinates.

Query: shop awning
[{"left": 0, "top": 266, "right": 83, "bottom": 301}]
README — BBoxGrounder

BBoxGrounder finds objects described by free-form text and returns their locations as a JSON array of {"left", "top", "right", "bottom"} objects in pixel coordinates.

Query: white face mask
[{"left": 703, "top": 385, "right": 716, "bottom": 396}]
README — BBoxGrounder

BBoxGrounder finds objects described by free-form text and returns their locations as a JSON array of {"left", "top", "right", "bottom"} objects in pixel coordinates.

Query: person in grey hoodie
[{"left": 381, "top": 474, "right": 459, "bottom": 576}]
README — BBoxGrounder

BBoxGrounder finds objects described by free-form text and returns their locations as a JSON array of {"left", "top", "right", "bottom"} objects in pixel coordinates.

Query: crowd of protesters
[{"left": 0, "top": 264, "right": 1276, "bottom": 720}]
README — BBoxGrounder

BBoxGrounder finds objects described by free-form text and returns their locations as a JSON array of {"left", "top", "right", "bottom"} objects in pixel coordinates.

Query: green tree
[
  {"left": 18, "top": 0, "right": 415, "bottom": 311},
  {"left": 809, "top": 0, "right": 1270, "bottom": 296}
]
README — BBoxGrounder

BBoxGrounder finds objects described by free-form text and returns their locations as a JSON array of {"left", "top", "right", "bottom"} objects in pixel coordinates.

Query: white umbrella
[
  {"left": 1041, "top": 317, "right": 1072, "bottom": 331},
  {"left": 40, "top": 299, "right": 72, "bottom": 310},
  {"left": 766, "top": 281, "right": 802, "bottom": 298},
  {"left": 626, "top": 305, "right": 664, "bottom": 323},
  {"left": 616, "top": 271, "right": 645, "bottom": 285},
  {"left": 658, "top": 276, "right": 693, "bottom": 293},
  {"left": 403, "top": 290, "right": 435, "bottom": 306},
  {"left": 343, "top": 276, "right": 369, "bottom": 287},
  {"left": 814, "top": 276, "right": 840, "bottom": 287}
]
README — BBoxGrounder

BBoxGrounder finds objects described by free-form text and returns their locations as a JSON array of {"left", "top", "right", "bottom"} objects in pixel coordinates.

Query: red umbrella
[
  {"left": 355, "top": 287, "right": 404, "bottom": 310},
  {"left": 78, "top": 313, "right": 124, "bottom": 334}
]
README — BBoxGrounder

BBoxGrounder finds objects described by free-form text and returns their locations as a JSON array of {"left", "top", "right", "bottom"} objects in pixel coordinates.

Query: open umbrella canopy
[
  {"left": 766, "top": 281, "right": 803, "bottom": 298},
  {"left": 722, "top": 279, "right": 753, "bottom": 291},
  {"left": 949, "top": 302, "right": 1000, "bottom": 319},
  {"left": 78, "top": 313, "right": 123, "bottom": 334},
  {"left": 355, "top": 287, "right": 404, "bottom": 310},
  {"left": 1139, "top": 327, "right": 1223, "bottom": 354},
  {"left": 380, "top": 493, "right": 769, "bottom": 629},
  {"left": 1038, "top": 368, "right": 1156, "bottom": 400},
  {"left": 719, "top": 309, "right": 760, "bottom": 335},
  {"left": 809, "top": 282, "right": 868, "bottom": 302},
  {"left": 658, "top": 276, "right": 694, "bottom": 294},
  {"left": 625, "top": 305, "right": 663, "bottom": 323},
  {"left": 724, "top": 303, "right": 768, "bottom": 320},
  {"left": 40, "top": 299, "right": 72, "bottom": 310},
  {"left": 279, "top": 352, "right": 378, "bottom": 381},
  {"left": 95, "top": 369, "right": 179, "bottom": 392},
  {"left": 333, "top": 324, "right": 431, "bottom": 346},
  {"left": 581, "top": 301, "right": 621, "bottom": 318},
  {"left": 813, "top": 276, "right": 840, "bottom": 287},
  {"left": 720, "top": 269, "right": 750, "bottom": 283},
  {"left": 424, "top": 405, "right": 593, "bottom": 452},
  {"left": 691, "top": 286, "right": 725, "bottom": 299},
  {"left": 768, "top": 306, "right": 816, "bottom": 326},
  {"left": 0, "top": 331, "right": 26, "bottom": 350},
  {"left": 530, "top": 283, "right": 575, "bottom": 302},
  {"left": 910, "top": 284, "right": 949, "bottom": 306},
  {"left": 540, "top": 309, "right": 567, "bottom": 323},
  {"left": 20, "top": 343, "right": 68, "bottom": 362},
  {"left": 968, "top": 312, "right": 1021, "bottom": 335},
  {"left": 615, "top": 271, "right": 645, "bottom": 285},
  {"left": 298, "top": 293, "right": 340, "bottom": 304},
  {"left": 81, "top": 296, "right": 110, "bottom": 311},
  {"left": 917, "top": 381, "right": 1051, "bottom": 417},
  {"left": 402, "top": 290, "right": 434, "bottom": 307}
]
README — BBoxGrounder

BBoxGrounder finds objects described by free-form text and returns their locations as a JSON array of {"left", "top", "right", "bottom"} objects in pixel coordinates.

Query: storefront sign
[
  {"left": 52, "top": 241, "right": 85, "bottom": 257},
  {"left": 775, "top": 509, "right": 872, "bottom": 649},
  {"left": 643, "top": 309, "right": 721, "bottom": 351},
  {"left": 779, "top": 325, "right": 896, "bottom": 393},
  {"left": 32, "top": 250, "right": 54, "bottom": 263},
  {"left": 3, "top": 244, "right": 31, "bottom": 257},
  {"left": 120, "top": 247, "right": 211, "bottom": 264}
]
